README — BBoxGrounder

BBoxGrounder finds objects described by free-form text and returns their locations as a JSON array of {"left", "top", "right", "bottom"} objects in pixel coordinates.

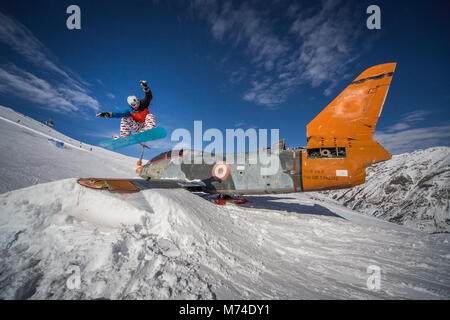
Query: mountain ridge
[{"left": 321, "top": 146, "right": 450, "bottom": 233}]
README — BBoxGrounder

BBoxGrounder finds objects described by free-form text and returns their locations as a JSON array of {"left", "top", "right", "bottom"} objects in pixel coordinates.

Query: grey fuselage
[{"left": 139, "top": 148, "right": 303, "bottom": 195}]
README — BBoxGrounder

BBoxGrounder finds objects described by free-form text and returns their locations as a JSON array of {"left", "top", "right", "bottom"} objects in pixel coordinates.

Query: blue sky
[{"left": 0, "top": 0, "right": 449, "bottom": 159}]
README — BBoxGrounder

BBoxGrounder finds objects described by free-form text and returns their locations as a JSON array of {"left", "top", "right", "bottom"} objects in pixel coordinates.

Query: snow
[
  {"left": 0, "top": 106, "right": 138, "bottom": 193},
  {"left": 0, "top": 106, "right": 449, "bottom": 299},
  {"left": 321, "top": 147, "right": 450, "bottom": 233}
]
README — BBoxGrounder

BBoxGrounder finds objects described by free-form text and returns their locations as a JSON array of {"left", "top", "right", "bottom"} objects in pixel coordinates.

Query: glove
[
  {"left": 140, "top": 80, "right": 150, "bottom": 93},
  {"left": 96, "top": 112, "right": 112, "bottom": 118}
]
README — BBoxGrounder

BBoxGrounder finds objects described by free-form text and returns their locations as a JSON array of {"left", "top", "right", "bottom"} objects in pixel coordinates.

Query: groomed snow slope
[
  {"left": 0, "top": 106, "right": 449, "bottom": 299},
  {"left": 0, "top": 106, "right": 139, "bottom": 193}
]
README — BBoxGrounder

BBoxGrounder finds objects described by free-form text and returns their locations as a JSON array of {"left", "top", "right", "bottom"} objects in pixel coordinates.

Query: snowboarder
[{"left": 96, "top": 80, "right": 156, "bottom": 137}]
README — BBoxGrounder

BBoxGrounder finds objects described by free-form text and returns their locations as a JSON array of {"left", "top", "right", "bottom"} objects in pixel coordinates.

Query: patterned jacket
[{"left": 112, "top": 89, "right": 153, "bottom": 123}]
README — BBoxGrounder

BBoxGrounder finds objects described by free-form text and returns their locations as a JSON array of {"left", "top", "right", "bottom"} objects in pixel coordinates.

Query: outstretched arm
[
  {"left": 139, "top": 80, "right": 153, "bottom": 108},
  {"left": 96, "top": 112, "right": 112, "bottom": 118},
  {"left": 111, "top": 108, "right": 131, "bottom": 118},
  {"left": 97, "top": 108, "right": 131, "bottom": 118}
]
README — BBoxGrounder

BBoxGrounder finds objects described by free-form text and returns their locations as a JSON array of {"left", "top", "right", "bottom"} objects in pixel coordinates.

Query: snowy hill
[
  {"left": 0, "top": 106, "right": 139, "bottom": 193},
  {"left": 320, "top": 147, "right": 450, "bottom": 233},
  {"left": 2, "top": 179, "right": 450, "bottom": 299},
  {"left": 0, "top": 106, "right": 449, "bottom": 299}
]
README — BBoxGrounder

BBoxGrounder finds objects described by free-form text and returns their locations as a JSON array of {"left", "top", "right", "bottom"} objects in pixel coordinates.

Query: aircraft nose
[{"left": 135, "top": 162, "right": 163, "bottom": 180}]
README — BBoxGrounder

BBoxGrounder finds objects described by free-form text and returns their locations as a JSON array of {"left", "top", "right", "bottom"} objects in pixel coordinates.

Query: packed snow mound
[
  {"left": 0, "top": 106, "right": 139, "bottom": 194},
  {"left": 1, "top": 179, "right": 449, "bottom": 299},
  {"left": 1, "top": 105, "right": 449, "bottom": 299},
  {"left": 321, "top": 147, "right": 450, "bottom": 233}
]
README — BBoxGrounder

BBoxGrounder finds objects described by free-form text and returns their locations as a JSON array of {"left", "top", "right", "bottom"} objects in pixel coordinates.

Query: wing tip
[{"left": 354, "top": 62, "right": 397, "bottom": 82}]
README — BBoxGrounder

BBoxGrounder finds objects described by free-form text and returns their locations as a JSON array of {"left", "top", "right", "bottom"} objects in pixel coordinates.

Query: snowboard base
[{"left": 100, "top": 127, "right": 167, "bottom": 150}]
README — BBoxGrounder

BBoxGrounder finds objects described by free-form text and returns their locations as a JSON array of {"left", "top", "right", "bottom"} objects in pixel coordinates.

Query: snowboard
[{"left": 100, "top": 127, "right": 167, "bottom": 150}]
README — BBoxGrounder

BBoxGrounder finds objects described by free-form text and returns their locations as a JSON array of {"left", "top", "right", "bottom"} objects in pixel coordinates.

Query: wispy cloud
[
  {"left": 374, "top": 110, "right": 449, "bottom": 153},
  {"left": 0, "top": 64, "right": 100, "bottom": 112},
  {"left": 192, "top": 1, "right": 289, "bottom": 67},
  {"left": 234, "top": 120, "right": 245, "bottom": 127},
  {"left": 0, "top": 11, "right": 100, "bottom": 112},
  {"left": 385, "top": 110, "right": 430, "bottom": 133},
  {"left": 229, "top": 67, "right": 248, "bottom": 84},
  {"left": 0, "top": 11, "right": 70, "bottom": 79},
  {"left": 375, "top": 125, "right": 450, "bottom": 154},
  {"left": 290, "top": 0, "right": 361, "bottom": 94},
  {"left": 191, "top": 0, "right": 366, "bottom": 107},
  {"left": 403, "top": 110, "right": 428, "bottom": 123},
  {"left": 0, "top": 64, "right": 78, "bottom": 112}
]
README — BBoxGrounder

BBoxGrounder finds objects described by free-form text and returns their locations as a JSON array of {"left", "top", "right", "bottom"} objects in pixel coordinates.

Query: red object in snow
[{"left": 214, "top": 197, "right": 248, "bottom": 205}]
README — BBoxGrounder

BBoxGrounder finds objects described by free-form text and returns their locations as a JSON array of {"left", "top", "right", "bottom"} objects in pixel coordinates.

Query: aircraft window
[
  {"left": 150, "top": 152, "right": 167, "bottom": 163},
  {"left": 307, "top": 147, "right": 346, "bottom": 159},
  {"left": 167, "top": 149, "right": 183, "bottom": 159}
]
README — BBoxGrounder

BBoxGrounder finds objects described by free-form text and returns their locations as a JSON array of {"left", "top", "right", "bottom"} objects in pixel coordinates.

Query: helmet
[{"left": 127, "top": 95, "right": 140, "bottom": 108}]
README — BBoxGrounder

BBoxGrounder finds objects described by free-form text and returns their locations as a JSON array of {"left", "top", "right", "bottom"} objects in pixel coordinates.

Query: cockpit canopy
[{"left": 149, "top": 149, "right": 184, "bottom": 164}]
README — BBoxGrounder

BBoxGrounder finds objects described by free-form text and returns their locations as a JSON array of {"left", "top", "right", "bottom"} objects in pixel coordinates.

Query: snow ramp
[{"left": 1, "top": 179, "right": 450, "bottom": 299}]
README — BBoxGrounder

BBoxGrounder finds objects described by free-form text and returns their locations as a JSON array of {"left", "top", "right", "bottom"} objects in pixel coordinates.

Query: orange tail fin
[
  {"left": 307, "top": 63, "right": 396, "bottom": 141},
  {"left": 301, "top": 64, "right": 396, "bottom": 192}
]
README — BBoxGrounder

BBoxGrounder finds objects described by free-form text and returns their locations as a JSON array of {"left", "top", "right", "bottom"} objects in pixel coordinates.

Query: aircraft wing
[{"left": 77, "top": 178, "right": 204, "bottom": 193}]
